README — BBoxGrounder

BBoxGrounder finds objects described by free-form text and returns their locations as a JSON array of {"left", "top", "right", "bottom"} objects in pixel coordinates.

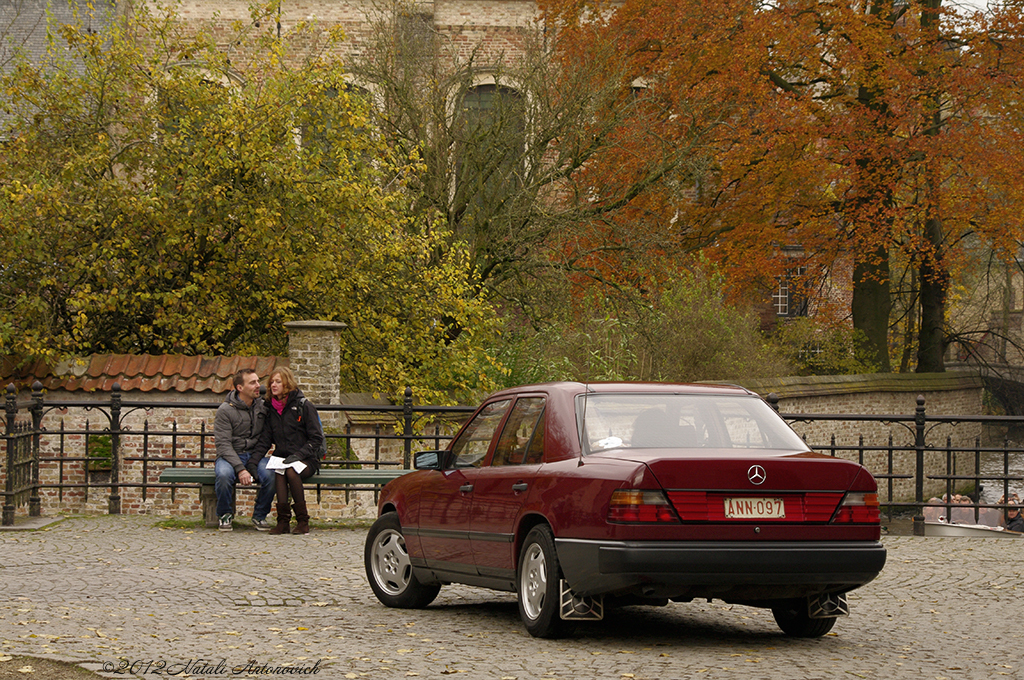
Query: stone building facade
[{"left": 171, "top": 0, "right": 539, "bottom": 56}]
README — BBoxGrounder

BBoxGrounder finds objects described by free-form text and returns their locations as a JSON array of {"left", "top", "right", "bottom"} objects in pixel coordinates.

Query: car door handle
[
  {"left": 511, "top": 482, "right": 528, "bottom": 492},
  {"left": 459, "top": 484, "right": 474, "bottom": 493}
]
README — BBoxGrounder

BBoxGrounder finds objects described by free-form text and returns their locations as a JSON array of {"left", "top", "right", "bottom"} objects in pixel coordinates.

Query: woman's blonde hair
[{"left": 269, "top": 366, "right": 299, "bottom": 393}]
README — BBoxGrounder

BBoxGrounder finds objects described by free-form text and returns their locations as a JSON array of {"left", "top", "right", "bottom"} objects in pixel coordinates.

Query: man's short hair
[{"left": 233, "top": 368, "right": 258, "bottom": 389}]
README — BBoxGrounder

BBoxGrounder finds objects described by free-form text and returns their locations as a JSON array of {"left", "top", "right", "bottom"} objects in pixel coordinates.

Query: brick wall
[
  {"left": 284, "top": 320, "right": 346, "bottom": 407},
  {"left": 23, "top": 397, "right": 414, "bottom": 520},
  {"left": 3, "top": 320, "right": 408, "bottom": 521},
  {"left": 169, "top": 0, "right": 539, "bottom": 63},
  {"left": 5, "top": 318, "right": 996, "bottom": 518}
]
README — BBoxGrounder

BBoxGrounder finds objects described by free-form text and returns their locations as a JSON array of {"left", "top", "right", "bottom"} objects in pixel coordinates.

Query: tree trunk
[
  {"left": 916, "top": 215, "right": 947, "bottom": 373},
  {"left": 852, "top": 245, "right": 893, "bottom": 372},
  {"left": 915, "top": 0, "right": 946, "bottom": 374},
  {"left": 899, "top": 267, "right": 918, "bottom": 372}
]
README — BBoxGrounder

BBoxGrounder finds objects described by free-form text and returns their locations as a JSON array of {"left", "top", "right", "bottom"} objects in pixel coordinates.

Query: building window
[
  {"left": 299, "top": 84, "right": 370, "bottom": 173},
  {"left": 456, "top": 83, "right": 525, "bottom": 218},
  {"left": 774, "top": 266, "right": 808, "bottom": 318}
]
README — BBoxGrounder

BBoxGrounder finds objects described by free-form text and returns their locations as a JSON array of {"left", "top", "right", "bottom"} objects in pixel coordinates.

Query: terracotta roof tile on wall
[{"left": 0, "top": 354, "right": 288, "bottom": 394}]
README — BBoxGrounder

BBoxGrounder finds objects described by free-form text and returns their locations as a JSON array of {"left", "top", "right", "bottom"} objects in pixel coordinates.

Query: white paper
[{"left": 266, "top": 455, "right": 307, "bottom": 475}]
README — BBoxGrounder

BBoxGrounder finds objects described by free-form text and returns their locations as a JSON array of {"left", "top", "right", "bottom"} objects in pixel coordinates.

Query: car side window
[
  {"left": 523, "top": 406, "right": 545, "bottom": 464},
  {"left": 450, "top": 399, "right": 512, "bottom": 467},
  {"left": 492, "top": 398, "right": 545, "bottom": 466}
]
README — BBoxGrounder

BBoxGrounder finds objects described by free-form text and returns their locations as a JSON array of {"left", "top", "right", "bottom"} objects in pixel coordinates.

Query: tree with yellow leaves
[{"left": 0, "top": 1, "right": 499, "bottom": 403}]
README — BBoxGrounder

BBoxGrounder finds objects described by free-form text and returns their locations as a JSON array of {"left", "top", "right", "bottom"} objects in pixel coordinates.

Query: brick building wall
[{"left": 169, "top": 0, "right": 539, "bottom": 63}]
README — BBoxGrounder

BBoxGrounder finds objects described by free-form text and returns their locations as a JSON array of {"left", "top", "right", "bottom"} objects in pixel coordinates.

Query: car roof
[{"left": 485, "top": 381, "right": 758, "bottom": 400}]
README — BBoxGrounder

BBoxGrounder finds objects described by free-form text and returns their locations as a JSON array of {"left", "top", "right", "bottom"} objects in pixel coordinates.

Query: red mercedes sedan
[{"left": 364, "top": 382, "right": 886, "bottom": 638}]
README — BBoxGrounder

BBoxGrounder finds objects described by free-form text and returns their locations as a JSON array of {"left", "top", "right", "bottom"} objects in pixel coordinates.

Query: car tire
[
  {"left": 517, "top": 525, "right": 570, "bottom": 639},
  {"left": 772, "top": 600, "right": 838, "bottom": 638},
  {"left": 365, "top": 512, "right": 440, "bottom": 609}
]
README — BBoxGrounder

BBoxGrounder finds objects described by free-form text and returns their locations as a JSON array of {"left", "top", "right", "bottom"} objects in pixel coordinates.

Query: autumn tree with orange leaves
[{"left": 541, "top": 0, "right": 1024, "bottom": 373}]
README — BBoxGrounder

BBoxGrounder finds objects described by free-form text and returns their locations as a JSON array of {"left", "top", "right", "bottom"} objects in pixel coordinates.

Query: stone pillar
[{"left": 284, "top": 320, "right": 347, "bottom": 406}]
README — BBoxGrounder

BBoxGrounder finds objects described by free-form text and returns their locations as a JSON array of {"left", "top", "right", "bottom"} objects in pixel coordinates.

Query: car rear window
[{"left": 577, "top": 393, "right": 807, "bottom": 454}]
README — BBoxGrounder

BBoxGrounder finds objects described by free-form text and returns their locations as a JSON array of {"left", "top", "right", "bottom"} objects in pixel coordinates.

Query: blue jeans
[{"left": 215, "top": 454, "right": 274, "bottom": 520}]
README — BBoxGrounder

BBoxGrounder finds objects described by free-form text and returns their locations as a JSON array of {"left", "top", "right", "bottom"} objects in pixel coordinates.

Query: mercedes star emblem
[{"left": 747, "top": 465, "right": 766, "bottom": 485}]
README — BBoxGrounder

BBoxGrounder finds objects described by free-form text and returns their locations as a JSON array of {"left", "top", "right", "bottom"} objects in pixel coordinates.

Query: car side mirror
[{"left": 414, "top": 450, "right": 447, "bottom": 470}]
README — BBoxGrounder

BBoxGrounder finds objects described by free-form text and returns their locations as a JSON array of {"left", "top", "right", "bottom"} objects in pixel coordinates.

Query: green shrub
[
  {"left": 496, "top": 263, "right": 793, "bottom": 385},
  {"left": 771, "top": 317, "right": 879, "bottom": 376},
  {"left": 87, "top": 434, "right": 113, "bottom": 472},
  {"left": 324, "top": 428, "right": 363, "bottom": 470}
]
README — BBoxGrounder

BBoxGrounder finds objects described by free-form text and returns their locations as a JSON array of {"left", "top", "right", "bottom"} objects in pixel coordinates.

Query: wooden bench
[{"left": 158, "top": 467, "right": 410, "bottom": 528}]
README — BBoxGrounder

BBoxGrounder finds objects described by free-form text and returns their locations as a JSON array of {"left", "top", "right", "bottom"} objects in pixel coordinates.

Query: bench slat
[{"left": 159, "top": 467, "right": 409, "bottom": 486}]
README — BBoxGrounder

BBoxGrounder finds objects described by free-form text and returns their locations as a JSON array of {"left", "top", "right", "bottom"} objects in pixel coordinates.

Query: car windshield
[{"left": 577, "top": 393, "right": 808, "bottom": 454}]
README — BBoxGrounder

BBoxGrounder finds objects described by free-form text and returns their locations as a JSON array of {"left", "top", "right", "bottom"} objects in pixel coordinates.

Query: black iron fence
[
  {"left": 767, "top": 394, "right": 1024, "bottom": 533},
  {"left": 2, "top": 386, "right": 40, "bottom": 524},
  {"left": 2, "top": 383, "right": 474, "bottom": 525},
  {"left": 4, "top": 385, "right": 1024, "bottom": 531}
]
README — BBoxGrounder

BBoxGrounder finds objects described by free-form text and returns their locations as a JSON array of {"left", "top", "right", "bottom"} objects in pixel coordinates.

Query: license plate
[{"left": 724, "top": 497, "right": 785, "bottom": 519}]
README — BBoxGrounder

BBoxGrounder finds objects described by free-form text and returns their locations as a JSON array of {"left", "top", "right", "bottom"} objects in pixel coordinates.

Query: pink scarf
[{"left": 271, "top": 396, "right": 287, "bottom": 415}]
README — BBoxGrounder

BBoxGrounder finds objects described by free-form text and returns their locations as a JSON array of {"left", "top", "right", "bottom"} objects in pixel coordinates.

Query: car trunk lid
[{"left": 627, "top": 450, "right": 874, "bottom": 523}]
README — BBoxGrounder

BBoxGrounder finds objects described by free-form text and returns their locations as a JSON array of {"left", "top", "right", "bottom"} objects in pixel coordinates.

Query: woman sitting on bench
[{"left": 250, "top": 366, "right": 324, "bottom": 535}]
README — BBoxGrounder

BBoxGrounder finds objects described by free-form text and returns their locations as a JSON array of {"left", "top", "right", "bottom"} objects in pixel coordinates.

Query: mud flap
[
  {"left": 559, "top": 580, "right": 604, "bottom": 620},
  {"left": 808, "top": 592, "right": 849, "bottom": 619}
]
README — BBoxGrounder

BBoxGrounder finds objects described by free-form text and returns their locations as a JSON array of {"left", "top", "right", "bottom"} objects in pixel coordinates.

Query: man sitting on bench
[{"left": 214, "top": 369, "right": 274, "bottom": 531}]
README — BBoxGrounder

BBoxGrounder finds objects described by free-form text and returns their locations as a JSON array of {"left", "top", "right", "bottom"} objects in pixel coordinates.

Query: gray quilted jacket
[{"left": 214, "top": 390, "right": 267, "bottom": 472}]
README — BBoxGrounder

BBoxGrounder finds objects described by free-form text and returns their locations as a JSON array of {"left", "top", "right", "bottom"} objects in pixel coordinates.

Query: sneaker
[
  {"left": 218, "top": 513, "right": 234, "bottom": 531},
  {"left": 252, "top": 517, "right": 270, "bottom": 532}
]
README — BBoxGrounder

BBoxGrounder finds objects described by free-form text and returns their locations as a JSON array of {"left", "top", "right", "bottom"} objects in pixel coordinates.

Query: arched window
[
  {"left": 455, "top": 83, "right": 525, "bottom": 220},
  {"left": 158, "top": 64, "right": 240, "bottom": 147},
  {"left": 299, "top": 83, "right": 371, "bottom": 174}
]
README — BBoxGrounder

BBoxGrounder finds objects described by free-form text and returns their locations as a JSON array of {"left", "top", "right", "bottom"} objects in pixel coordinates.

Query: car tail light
[
  {"left": 608, "top": 490, "right": 681, "bottom": 523},
  {"left": 833, "top": 492, "right": 880, "bottom": 524}
]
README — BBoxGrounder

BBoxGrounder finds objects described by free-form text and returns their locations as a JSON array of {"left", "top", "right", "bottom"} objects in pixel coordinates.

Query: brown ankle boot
[
  {"left": 270, "top": 501, "right": 291, "bottom": 535},
  {"left": 292, "top": 500, "right": 310, "bottom": 535}
]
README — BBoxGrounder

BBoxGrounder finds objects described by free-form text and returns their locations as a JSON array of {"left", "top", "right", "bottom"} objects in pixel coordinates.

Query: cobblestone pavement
[{"left": 1, "top": 515, "right": 1022, "bottom": 680}]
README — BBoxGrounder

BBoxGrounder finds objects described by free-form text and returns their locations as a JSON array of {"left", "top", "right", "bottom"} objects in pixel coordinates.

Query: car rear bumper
[{"left": 555, "top": 538, "right": 887, "bottom": 599}]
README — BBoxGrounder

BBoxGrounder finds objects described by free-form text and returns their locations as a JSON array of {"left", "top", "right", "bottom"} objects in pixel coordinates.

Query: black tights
[{"left": 275, "top": 467, "right": 312, "bottom": 506}]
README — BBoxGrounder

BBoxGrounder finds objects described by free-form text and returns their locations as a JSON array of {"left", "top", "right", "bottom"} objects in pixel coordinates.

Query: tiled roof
[{"left": 1, "top": 355, "right": 287, "bottom": 394}]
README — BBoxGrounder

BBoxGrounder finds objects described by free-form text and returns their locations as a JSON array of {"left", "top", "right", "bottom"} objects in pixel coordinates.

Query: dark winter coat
[
  {"left": 248, "top": 389, "right": 323, "bottom": 478},
  {"left": 214, "top": 390, "right": 267, "bottom": 473}
]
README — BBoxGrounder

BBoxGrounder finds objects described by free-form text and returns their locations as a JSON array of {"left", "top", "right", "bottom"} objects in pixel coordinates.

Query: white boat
[{"left": 924, "top": 520, "right": 1023, "bottom": 538}]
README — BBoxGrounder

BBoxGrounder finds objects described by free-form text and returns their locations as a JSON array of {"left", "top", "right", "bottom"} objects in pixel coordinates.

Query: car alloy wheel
[
  {"left": 520, "top": 542, "right": 547, "bottom": 620},
  {"left": 370, "top": 527, "right": 410, "bottom": 596},
  {"left": 364, "top": 512, "right": 440, "bottom": 609},
  {"left": 517, "top": 525, "right": 569, "bottom": 638}
]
